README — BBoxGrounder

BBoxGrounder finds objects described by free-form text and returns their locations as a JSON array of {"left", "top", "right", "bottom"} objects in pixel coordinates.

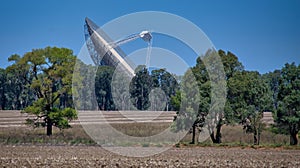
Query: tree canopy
[
  {"left": 1, "top": 46, "right": 299, "bottom": 145},
  {"left": 7, "top": 47, "right": 78, "bottom": 135},
  {"left": 275, "top": 63, "right": 300, "bottom": 145}
]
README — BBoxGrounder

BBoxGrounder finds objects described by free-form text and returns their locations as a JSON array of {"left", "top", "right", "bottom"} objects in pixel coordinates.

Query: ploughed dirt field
[{"left": 1, "top": 145, "right": 300, "bottom": 167}]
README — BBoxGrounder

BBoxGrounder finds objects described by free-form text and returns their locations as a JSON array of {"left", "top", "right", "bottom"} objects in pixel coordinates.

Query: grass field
[
  {"left": 0, "top": 120, "right": 299, "bottom": 167},
  {"left": 0, "top": 122, "right": 292, "bottom": 147},
  {"left": 0, "top": 110, "right": 292, "bottom": 146}
]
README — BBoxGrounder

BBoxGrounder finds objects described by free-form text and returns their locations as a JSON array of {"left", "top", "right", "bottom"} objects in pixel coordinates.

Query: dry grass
[
  {"left": 0, "top": 122, "right": 292, "bottom": 147},
  {"left": 0, "top": 125, "right": 94, "bottom": 145},
  {"left": 221, "top": 125, "right": 289, "bottom": 145},
  {"left": 110, "top": 122, "right": 171, "bottom": 137},
  {"left": 1, "top": 110, "right": 291, "bottom": 146}
]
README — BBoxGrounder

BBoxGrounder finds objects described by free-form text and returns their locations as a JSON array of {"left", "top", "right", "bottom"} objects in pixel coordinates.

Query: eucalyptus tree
[
  {"left": 95, "top": 66, "right": 115, "bottom": 110},
  {"left": 263, "top": 69, "right": 281, "bottom": 111},
  {"left": 171, "top": 68, "right": 202, "bottom": 144},
  {"left": 130, "top": 65, "right": 153, "bottom": 110},
  {"left": 151, "top": 68, "right": 179, "bottom": 111},
  {"left": 228, "top": 71, "right": 272, "bottom": 144},
  {"left": 0, "top": 68, "right": 6, "bottom": 110},
  {"left": 191, "top": 50, "right": 243, "bottom": 144},
  {"left": 6, "top": 54, "right": 35, "bottom": 110},
  {"left": 276, "top": 63, "right": 300, "bottom": 145}
]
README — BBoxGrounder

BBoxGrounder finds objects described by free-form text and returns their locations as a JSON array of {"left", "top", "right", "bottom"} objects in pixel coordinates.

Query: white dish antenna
[{"left": 84, "top": 17, "right": 153, "bottom": 76}]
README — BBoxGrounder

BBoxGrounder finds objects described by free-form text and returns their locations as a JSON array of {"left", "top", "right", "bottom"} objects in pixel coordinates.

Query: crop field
[{"left": 1, "top": 145, "right": 300, "bottom": 167}]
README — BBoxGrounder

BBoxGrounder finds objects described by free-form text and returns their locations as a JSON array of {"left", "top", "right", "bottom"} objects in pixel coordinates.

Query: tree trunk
[
  {"left": 191, "top": 124, "right": 196, "bottom": 144},
  {"left": 209, "top": 122, "right": 223, "bottom": 144},
  {"left": 215, "top": 123, "right": 222, "bottom": 143},
  {"left": 166, "top": 103, "right": 169, "bottom": 111},
  {"left": 210, "top": 130, "right": 217, "bottom": 143},
  {"left": 253, "top": 128, "right": 258, "bottom": 145},
  {"left": 290, "top": 132, "right": 298, "bottom": 145},
  {"left": 46, "top": 119, "right": 53, "bottom": 136},
  {"left": 257, "top": 131, "right": 261, "bottom": 145}
]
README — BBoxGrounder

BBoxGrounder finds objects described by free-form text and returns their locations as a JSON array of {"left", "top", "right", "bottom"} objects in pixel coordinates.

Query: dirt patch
[{"left": 1, "top": 145, "right": 299, "bottom": 167}]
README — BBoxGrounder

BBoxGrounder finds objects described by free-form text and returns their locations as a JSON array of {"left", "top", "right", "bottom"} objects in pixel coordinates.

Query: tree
[
  {"left": 192, "top": 49, "right": 235, "bottom": 144},
  {"left": 171, "top": 69, "right": 202, "bottom": 144},
  {"left": 110, "top": 67, "right": 133, "bottom": 110},
  {"left": 11, "top": 47, "right": 78, "bottom": 136},
  {"left": 0, "top": 68, "right": 6, "bottom": 110},
  {"left": 130, "top": 65, "right": 153, "bottom": 110},
  {"left": 191, "top": 57, "right": 211, "bottom": 144},
  {"left": 95, "top": 66, "right": 115, "bottom": 110},
  {"left": 243, "top": 110, "right": 266, "bottom": 145},
  {"left": 172, "top": 49, "right": 226, "bottom": 144},
  {"left": 263, "top": 69, "right": 281, "bottom": 110},
  {"left": 228, "top": 71, "right": 272, "bottom": 145},
  {"left": 5, "top": 54, "right": 35, "bottom": 110},
  {"left": 151, "top": 68, "right": 179, "bottom": 111},
  {"left": 218, "top": 50, "right": 244, "bottom": 80},
  {"left": 208, "top": 50, "right": 243, "bottom": 143},
  {"left": 73, "top": 62, "right": 98, "bottom": 110},
  {"left": 276, "top": 63, "right": 300, "bottom": 145}
]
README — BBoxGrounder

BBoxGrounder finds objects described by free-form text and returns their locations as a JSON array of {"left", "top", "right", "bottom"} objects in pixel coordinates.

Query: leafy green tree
[
  {"left": 218, "top": 50, "right": 244, "bottom": 80},
  {"left": 207, "top": 50, "right": 243, "bottom": 143},
  {"left": 192, "top": 49, "right": 231, "bottom": 144},
  {"left": 110, "top": 68, "right": 133, "bottom": 110},
  {"left": 5, "top": 54, "right": 35, "bottom": 110},
  {"left": 276, "top": 63, "right": 300, "bottom": 145},
  {"left": 130, "top": 65, "right": 153, "bottom": 110},
  {"left": 11, "top": 47, "right": 78, "bottom": 136},
  {"left": 263, "top": 69, "right": 281, "bottom": 110},
  {"left": 0, "top": 68, "right": 6, "bottom": 110},
  {"left": 228, "top": 71, "right": 272, "bottom": 144},
  {"left": 73, "top": 62, "right": 98, "bottom": 110},
  {"left": 191, "top": 58, "right": 211, "bottom": 144},
  {"left": 95, "top": 66, "right": 115, "bottom": 110},
  {"left": 214, "top": 50, "right": 272, "bottom": 145},
  {"left": 172, "top": 49, "right": 226, "bottom": 144},
  {"left": 171, "top": 69, "right": 201, "bottom": 144},
  {"left": 243, "top": 110, "right": 266, "bottom": 145},
  {"left": 151, "top": 68, "right": 179, "bottom": 111}
]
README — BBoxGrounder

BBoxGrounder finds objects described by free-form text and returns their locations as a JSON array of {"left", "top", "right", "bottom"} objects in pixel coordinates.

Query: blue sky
[{"left": 0, "top": 0, "right": 299, "bottom": 74}]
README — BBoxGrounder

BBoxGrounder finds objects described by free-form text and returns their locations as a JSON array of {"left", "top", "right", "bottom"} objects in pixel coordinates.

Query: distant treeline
[{"left": 0, "top": 47, "right": 299, "bottom": 145}]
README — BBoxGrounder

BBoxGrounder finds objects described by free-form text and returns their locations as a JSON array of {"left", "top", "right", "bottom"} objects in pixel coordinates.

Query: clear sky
[{"left": 0, "top": 0, "right": 299, "bottom": 74}]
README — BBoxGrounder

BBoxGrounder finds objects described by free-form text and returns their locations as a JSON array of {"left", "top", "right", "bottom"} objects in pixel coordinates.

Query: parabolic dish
[{"left": 84, "top": 17, "right": 135, "bottom": 76}]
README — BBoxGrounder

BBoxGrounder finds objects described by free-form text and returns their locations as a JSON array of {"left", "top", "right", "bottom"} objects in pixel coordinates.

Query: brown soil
[{"left": 1, "top": 145, "right": 299, "bottom": 167}]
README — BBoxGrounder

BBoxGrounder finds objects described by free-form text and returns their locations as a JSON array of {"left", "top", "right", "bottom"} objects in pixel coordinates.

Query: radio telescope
[{"left": 84, "top": 17, "right": 152, "bottom": 76}]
